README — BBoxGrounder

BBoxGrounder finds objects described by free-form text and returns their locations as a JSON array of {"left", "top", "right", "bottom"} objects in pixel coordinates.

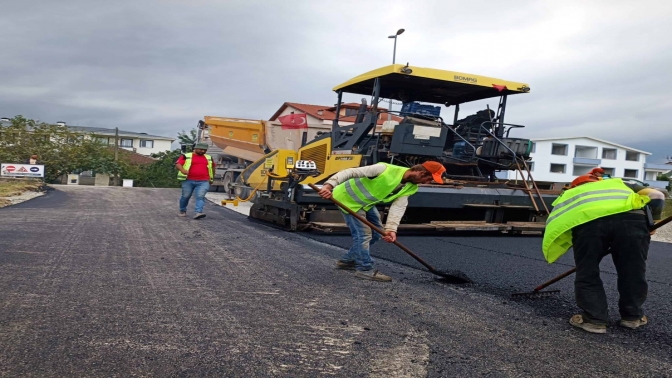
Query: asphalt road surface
[{"left": 1, "top": 186, "right": 671, "bottom": 377}]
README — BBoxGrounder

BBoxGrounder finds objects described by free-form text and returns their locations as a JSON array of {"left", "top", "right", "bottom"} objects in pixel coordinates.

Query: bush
[{"left": 120, "top": 150, "right": 183, "bottom": 188}]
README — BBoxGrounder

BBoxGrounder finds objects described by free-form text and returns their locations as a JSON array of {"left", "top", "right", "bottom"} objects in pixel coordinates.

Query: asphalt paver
[{"left": 0, "top": 186, "right": 670, "bottom": 377}]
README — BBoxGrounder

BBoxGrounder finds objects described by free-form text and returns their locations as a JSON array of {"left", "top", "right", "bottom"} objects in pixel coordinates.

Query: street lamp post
[{"left": 387, "top": 28, "right": 405, "bottom": 120}]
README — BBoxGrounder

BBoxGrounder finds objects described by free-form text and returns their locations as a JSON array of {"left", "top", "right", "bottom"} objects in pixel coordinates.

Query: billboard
[{"left": 0, "top": 164, "right": 45, "bottom": 178}]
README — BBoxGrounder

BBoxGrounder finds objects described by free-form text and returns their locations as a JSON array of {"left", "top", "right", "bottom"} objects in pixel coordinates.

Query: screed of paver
[{"left": 1, "top": 186, "right": 671, "bottom": 377}]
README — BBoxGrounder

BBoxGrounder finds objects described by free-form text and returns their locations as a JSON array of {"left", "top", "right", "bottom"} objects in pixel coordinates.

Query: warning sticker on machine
[{"left": 412, "top": 126, "right": 442, "bottom": 140}]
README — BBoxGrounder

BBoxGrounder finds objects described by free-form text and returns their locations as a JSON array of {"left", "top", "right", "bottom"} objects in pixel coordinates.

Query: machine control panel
[{"left": 294, "top": 160, "right": 318, "bottom": 171}]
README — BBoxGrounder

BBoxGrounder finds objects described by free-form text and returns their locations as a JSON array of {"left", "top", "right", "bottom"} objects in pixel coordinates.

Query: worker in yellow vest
[
  {"left": 175, "top": 143, "right": 215, "bottom": 219},
  {"left": 317, "top": 161, "right": 446, "bottom": 282},
  {"left": 542, "top": 167, "right": 664, "bottom": 334}
]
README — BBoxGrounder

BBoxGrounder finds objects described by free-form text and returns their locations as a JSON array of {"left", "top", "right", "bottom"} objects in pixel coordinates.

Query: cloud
[{"left": 1, "top": 0, "right": 670, "bottom": 161}]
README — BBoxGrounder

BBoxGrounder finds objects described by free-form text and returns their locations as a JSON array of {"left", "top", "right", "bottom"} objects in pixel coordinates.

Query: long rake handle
[
  {"left": 308, "top": 183, "right": 441, "bottom": 274},
  {"left": 534, "top": 214, "right": 672, "bottom": 292}
]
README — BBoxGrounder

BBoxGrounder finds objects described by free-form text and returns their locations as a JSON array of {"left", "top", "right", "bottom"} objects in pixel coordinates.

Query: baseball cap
[
  {"left": 421, "top": 161, "right": 446, "bottom": 183},
  {"left": 194, "top": 142, "right": 209, "bottom": 150}
]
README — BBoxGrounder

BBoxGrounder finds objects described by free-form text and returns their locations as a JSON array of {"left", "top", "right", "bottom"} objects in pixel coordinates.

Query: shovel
[
  {"left": 308, "top": 183, "right": 471, "bottom": 284},
  {"left": 512, "top": 213, "right": 672, "bottom": 298}
]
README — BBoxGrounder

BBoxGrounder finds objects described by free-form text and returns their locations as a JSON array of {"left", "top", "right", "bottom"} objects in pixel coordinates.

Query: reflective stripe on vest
[
  {"left": 541, "top": 178, "right": 650, "bottom": 263},
  {"left": 344, "top": 178, "right": 380, "bottom": 206},
  {"left": 177, "top": 152, "right": 214, "bottom": 180},
  {"left": 545, "top": 189, "right": 634, "bottom": 224},
  {"left": 332, "top": 163, "right": 418, "bottom": 213}
]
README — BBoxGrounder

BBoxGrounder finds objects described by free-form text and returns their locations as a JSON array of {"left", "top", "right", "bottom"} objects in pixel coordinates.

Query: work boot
[
  {"left": 179, "top": 211, "right": 186, "bottom": 217},
  {"left": 569, "top": 314, "right": 607, "bottom": 334},
  {"left": 336, "top": 260, "right": 355, "bottom": 270},
  {"left": 193, "top": 213, "right": 206, "bottom": 220},
  {"left": 620, "top": 316, "right": 648, "bottom": 329},
  {"left": 354, "top": 270, "right": 392, "bottom": 282}
]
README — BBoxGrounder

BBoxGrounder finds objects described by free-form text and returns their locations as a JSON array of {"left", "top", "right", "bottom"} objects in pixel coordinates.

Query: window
[
  {"left": 574, "top": 146, "right": 597, "bottom": 159},
  {"left": 573, "top": 165, "right": 592, "bottom": 176},
  {"left": 624, "top": 169, "right": 638, "bottom": 178},
  {"left": 345, "top": 108, "right": 360, "bottom": 117},
  {"left": 550, "top": 163, "right": 566, "bottom": 173},
  {"left": 625, "top": 151, "right": 640, "bottom": 161},
  {"left": 120, "top": 139, "right": 133, "bottom": 147},
  {"left": 602, "top": 148, "right": 616, "bottom": 159},
  {"left": 530, "top": 142, "right": 536, "bottom": 153},
  {"left": 551, "top": 143, "right": 568, "bottom": 155},
  {"left": 140, "top": 139, "right": 154, "bottom": 148},
  {"left": 527, "top": 162, "right": 534, "bottom": 171},
  {"left": 645, "top": 171, "right": 658, "bottom": 180}
]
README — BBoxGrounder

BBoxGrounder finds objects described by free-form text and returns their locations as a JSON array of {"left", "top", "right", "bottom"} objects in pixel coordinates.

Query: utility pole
[
  {"left": 114, "top": 127, "right": 119, "bottom": 186},
  {"left": 387, "top": 28, "right": 405, "bottom": 120}
]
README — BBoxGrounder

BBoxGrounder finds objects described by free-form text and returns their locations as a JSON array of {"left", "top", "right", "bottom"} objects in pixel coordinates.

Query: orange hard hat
[{"left": 570, "top": 174, "right": 600, "bottom": 188}]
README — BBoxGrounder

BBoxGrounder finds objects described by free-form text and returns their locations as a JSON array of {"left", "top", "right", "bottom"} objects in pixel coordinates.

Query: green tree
[
  {"left": 0, "top": 116, "right": 124, "bottom": 182},
  {"left": 177, "top": 129, "right": 197, "bottom": 152},
  {"left": 657, "top": 173, "right": 672, "bottom": 192}
]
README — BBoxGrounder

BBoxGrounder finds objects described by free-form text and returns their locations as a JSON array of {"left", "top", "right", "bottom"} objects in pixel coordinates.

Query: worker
[
  {"left": 317, "top": 161, "right": 446, "bottom": 282},
  {"left": 542, "top": 167, "right": 664, "bottom": 334},
  {"left": 175, "top": 143, "right": 215, "bottom": 219},
  {"left": 24, "top": 154, "right": 41, "bottom": 165}
]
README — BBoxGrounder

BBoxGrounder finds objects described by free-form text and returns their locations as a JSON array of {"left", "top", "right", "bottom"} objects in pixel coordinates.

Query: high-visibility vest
[
  {"left": 542, "top": 178, "right": 650, "bottom": 263},
  {"left": 332, "top": 163, "right": 418, "bottom": 213},
  {"left": 177, "top": 152, "right": 214, "bottom": 181}
]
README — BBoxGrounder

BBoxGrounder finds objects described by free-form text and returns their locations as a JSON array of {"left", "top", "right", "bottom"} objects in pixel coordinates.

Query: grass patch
[{"left": 0, "top": 179, "right": 43, "bottom": 207}]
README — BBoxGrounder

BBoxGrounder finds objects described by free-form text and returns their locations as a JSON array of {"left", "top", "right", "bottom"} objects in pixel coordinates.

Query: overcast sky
[{"left": 2, "top": 0, "right": 671, "bottom": 161}]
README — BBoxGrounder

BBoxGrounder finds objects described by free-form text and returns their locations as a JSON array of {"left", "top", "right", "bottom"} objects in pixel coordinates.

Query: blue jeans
[
  {"left": 180, "top": 180, "right": 210, "bottom": 213},
  {"left": 340, "top": 207, "right": 383, "bottom": 271}
]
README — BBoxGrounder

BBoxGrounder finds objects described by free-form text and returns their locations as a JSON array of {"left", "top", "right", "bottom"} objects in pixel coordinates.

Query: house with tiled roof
[{"left": 269, "top": 102, "right": 403, "bottom": 132}]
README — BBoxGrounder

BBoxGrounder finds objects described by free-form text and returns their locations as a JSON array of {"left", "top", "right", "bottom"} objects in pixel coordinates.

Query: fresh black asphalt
[
  {"left": 0, "top": 186, "right": 671, "bottom": 377},
  {"left": 306, "top": 225, "right": 672, "bottom": 352}
]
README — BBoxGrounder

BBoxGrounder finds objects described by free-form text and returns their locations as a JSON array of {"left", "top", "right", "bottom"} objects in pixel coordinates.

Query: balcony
[
  {"left": 573, "top": 157, "right": 601, "bottom": 166},
  {"left": 643, "top": 180, "right": 669, "bottom": 189},
  {"left": 644, "top": 162, "right": 672, "bottom": 171}
]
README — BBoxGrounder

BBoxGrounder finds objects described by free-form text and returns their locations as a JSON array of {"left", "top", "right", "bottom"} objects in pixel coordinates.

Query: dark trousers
[{"left": 571, "top": 212, "right": 650, "bottom": 324}]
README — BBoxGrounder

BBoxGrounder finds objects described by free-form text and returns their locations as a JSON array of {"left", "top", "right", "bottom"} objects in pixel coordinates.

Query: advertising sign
[{"left": 0, "top": 164, "right": 45, "bottom": 178}]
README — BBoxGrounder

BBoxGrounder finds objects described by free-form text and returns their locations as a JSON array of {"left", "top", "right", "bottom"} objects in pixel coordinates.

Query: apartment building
[
  {"left": 68, "top": 126, "right": 175, "bottom": 156},
  {"left": 506, "top": 137, "right": 670, "bottom": 188}
]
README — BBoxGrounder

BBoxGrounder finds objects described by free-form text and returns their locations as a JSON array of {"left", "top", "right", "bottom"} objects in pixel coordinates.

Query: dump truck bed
[{"left": 204, "top": 116, "right": 330, "bottom": 163}]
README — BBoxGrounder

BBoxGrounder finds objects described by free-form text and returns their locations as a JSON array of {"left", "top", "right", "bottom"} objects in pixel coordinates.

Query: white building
[
  {"left": 68, "top": 126, "right": 175, "bottom": 156},
  {"left": 506, "top": 137, "right": 671, "bottom": 188}
]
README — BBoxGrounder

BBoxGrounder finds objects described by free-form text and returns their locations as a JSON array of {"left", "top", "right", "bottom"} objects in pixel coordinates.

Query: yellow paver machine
[{"left": 209, "top": 63, "right": 560, "bottom": 234}]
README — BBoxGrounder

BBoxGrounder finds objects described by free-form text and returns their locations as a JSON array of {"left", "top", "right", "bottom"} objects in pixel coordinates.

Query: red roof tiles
[{"left": 270, "top": 102, "right": 403, "bottom": 125}]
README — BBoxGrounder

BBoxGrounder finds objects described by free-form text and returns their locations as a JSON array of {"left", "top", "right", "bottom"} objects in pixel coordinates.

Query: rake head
[{"left": 510, "top": 289, "right": 561, "bottom": 299}]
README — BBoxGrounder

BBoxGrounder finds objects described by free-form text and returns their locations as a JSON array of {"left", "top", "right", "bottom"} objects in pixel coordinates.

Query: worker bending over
[
  {"left": 542, "top": 167, "right": 665, "bottom": 334},
  {"left": 318, "top": 161, "right": 446, "bottom": 282}
]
